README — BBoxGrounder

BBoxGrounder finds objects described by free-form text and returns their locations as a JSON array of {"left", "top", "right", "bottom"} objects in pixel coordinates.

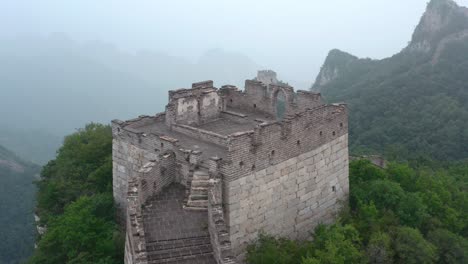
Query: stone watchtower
[
  {"left": 255, "top": 70, "right": 278, "bottom": 86},
  {"left": 112, "top": 79, "right": 349, "bottom": 264}
]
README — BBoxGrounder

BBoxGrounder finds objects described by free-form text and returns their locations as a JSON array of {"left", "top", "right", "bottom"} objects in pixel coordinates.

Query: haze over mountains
[
  {"left": 2, "top": 0, "right": 468, "bottom": 164},
  {"left": 1, "top": 35, "right": 266, "bottom": 163},
  {"left": 0, "top": 144, "right": 39, "bottom": 264},
  {"left": 313, "top": 0, "right": 468, "bottom": 160}
]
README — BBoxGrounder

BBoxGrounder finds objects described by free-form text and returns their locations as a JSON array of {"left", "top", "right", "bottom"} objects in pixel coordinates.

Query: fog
[
  {"left": 1, "top": 0, "right": 468, "bottom": 163},
  {"left": 3, "top": 0, "right": 467, "bottom": 82}
]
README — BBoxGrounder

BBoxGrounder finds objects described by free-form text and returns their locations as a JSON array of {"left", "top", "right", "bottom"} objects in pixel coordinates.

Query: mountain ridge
[
  {"left": 313, "top": 0, "right": 468, "bottom": 92},
  {"left": 311, "top": 0, "right": 468, "bottom": 160}
]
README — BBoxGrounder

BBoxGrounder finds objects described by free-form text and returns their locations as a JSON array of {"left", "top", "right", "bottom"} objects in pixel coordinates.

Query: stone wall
[
  {"left": 138, "top": 154, "right": 176, "bottom": 204},
  {"left": 225, "top": 134, "right": 349, "bottom": 260},
  {"left": 256, "top": 70, "right": 278, "bottom": 86},
  {"left": 124, "top": 178, "right": 148, "bottom": 264},
  {"left": 165, "top": 81, "right": 222, "bottom": 127},
  {"left": 113, "top": 138, "right": 158, "bottom": 222},
  {"left": 208, "top": 179, "right": 236, "bottom": 264},
  {"left": 219, "top": 81, "right": 323, "bottom": 119},
  {"left": 221, "top": 104, "right": 348, "bottom": 182},
  {"left": 112, "top": 117, "right": 200, "bottom": 222}
]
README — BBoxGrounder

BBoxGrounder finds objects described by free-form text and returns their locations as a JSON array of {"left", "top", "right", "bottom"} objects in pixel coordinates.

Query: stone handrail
[
  {"left": 125, "top": 178, "right": 148, "bottom": 264},
  {"left": 207, "top": 179, "right": 237, "bottom": 264}
]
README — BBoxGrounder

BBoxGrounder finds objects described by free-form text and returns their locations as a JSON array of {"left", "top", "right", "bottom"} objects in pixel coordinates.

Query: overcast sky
[{"left": 2, "top": 0, "right": 468, "bottom": 83}]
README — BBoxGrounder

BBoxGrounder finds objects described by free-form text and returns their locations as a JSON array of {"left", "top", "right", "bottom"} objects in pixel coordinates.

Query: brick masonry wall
[
  {"left": 208, "top": 179, "right": 236, "bottom": 264},
  {"left": 112, "top": 119, "right": 194, "bottom": 222},
  {"left": 138, "top": 153, "right": 176, "bottom": 204},
  {"left": 165, "top": 84, "right": 222, "bottom": 127},
  {"left": 220, "top": 81, "right": 323, "bottom": 119},
  {"left": 113, "top": 138, "right": 159, "bottom": 221},
  {"left": 221, "top": 104, "right": 348, "bottom": 183},
  {"left": 225, "top": 134, "right": 349, "bottom": 260},
  {"left": 125, "top": 178, "right": 148, "bottom": 264}
]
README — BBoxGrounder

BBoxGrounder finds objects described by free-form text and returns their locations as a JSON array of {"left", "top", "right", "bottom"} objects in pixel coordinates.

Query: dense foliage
[
  {"left": 317, "top": 42, "right": 468, "bottom": 161},
  {"left": 313, "top": 1, "right": 468, "bottom": 161},
  {"left": 30, "top": 123, "right": 123, "bottom": 264},
  {"left": 0, "top": 145, "right": 40, "bottom": 264},
  {"left": 247, "top": 160, "right": 468, "bottom": 263}
]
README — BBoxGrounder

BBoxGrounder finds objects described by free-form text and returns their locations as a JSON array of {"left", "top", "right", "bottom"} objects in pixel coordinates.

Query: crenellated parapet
[
  {"left": 222, "top": 103, "right": 347, "bottom": 182},
  {"left": 220, "top": 80, "right": 323, "bottom": 119}
]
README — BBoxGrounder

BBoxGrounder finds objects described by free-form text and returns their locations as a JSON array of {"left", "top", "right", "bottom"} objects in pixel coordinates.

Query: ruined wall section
[
  {"left": 296, "top": 90, "right": 323, "bottom": 112},
  {"left": 165, "top": 81, "right": 222, "bottom": 127},
  {"left": 138, "top": 154, "right": 176, "bottom": 204},
  {"left": 208, "top": 179, "right": 236, "bottom": 264},
  {"left": 124, "top": 177, "right": 148, "bottom": 264},
  {"left": 219, "top": 81, "right": 324, "bottom": 119},
  {"left": 256, "top": 70, "right": 278, "bottom": 86},
  {"left": 112, "top": 115, "right": 200, "bottom": 221}
]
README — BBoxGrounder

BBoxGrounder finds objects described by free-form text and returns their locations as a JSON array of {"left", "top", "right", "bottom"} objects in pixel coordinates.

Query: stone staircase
[
  {"left": 142, "top": 184, "right": 217, "bottom": 263},
  {"left": 185, "top": 170, "right": 211, "bottom": 210},
  {"left": 146, "top": 236, "right": 216, "bottom": 264}
]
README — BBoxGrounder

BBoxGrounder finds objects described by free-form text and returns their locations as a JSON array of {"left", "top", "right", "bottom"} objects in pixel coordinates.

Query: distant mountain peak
[
  {"left": 407, "top": 0, "right": 468, "bottom": 53},
  {"left": 311, "top": 49, "right": 358, "bottom": 91}
]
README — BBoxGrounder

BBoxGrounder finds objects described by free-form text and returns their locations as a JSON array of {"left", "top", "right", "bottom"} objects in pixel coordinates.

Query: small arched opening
[{"left": 273, "top": 89, "right": 286, "bottom": 120}]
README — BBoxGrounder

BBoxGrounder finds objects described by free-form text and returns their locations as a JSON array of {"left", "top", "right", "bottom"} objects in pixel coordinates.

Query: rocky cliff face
[
  {"left": 312, "top": 49, "right": 358, "bottom": 91},
  {"left": 407, "top": 0, "right": 468, "bottom": 53},
  {"left": 312, "top": 0, "right": 468, "bottom": 91},
  {"left": 309, "top": 0, "right": 468, "bottom": 160}
]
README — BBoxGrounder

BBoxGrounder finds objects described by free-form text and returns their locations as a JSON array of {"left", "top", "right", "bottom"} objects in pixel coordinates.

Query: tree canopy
[{"left": 30, "top": 123, "right": 123, "bottom": 264}]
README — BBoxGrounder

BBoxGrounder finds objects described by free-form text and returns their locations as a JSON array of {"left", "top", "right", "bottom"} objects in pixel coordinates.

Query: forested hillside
[
  {"left": 0, "top": 145, "right": 40, "bottom": 264},
  {"left": 30, "top": 123, "right": 123, "bottom": 264},
  {"left": 312, "top": 0, "right": 468, "bottom": 161},
  {"left": 247, "top": 160, "right": 468, "bottom": 263}
]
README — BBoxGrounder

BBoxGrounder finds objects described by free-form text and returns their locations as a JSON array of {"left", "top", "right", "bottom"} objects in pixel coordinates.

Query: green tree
[
  {"left": 302, "top": 224, "right": 363, "bottom": 264},
  {"left": 392, "top": 227, "right": 437, "bottom": 264},
  {"left": 366, "top": 232, "right": 393, "bottom": 264},
  {"left": 30, "top": 195, "right": 122, "bottom": 264},
  {"left": 30, "top": 123, "right": 123, "bottom": 263},
  {"left": 427, "top": 229, "right": 468, "bottom": 264}
]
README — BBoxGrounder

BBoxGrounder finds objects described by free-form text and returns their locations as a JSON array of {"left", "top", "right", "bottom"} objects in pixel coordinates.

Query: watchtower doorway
[{"left": 275, "top": 90, "right": 286, "bottom": 120}]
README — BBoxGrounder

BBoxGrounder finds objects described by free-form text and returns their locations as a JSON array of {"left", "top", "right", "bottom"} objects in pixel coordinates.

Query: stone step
[
  {"left": 146, "top": 236, "right": 214, "bottom": 264},
  {"left": 191, "top": 180, "right": 211, "bottom": 188},
  {"left": 146, "top": 236, "right": 211, "bottom": 250},
  {"left": 190, "top": 187, "right": 209, "bottom": 195},
  {"left": 193, "top": 174, "right": 210, "bottom": 181},
  {"left": 187, "top": 199, "right": 208, "bottom": 208},
  {"left": 183, "top": 205, "right": 208, "bottom": 211},
  {"left": 193, "top": 170, "right": 209, "bottom": 176},
  {"left": 148, "top": 254, "right": 215, "bottom": 264},
  {"left": 188, "top": 194, "right": 208, "bottom": 201}
]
